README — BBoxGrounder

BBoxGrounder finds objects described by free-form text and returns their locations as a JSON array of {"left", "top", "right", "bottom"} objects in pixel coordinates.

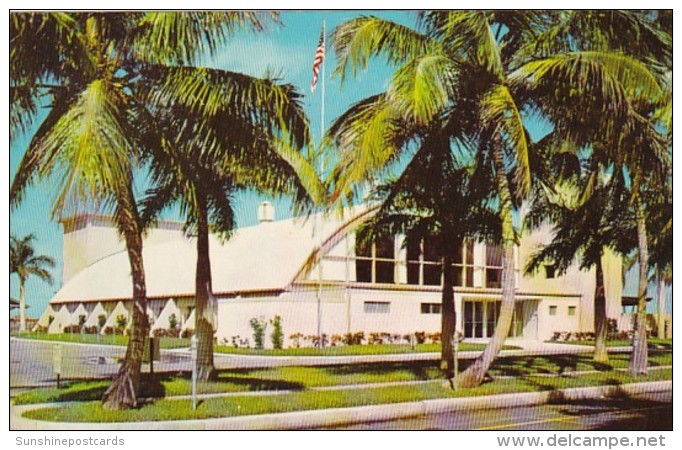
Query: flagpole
[{"left": 316, "top": 20, "right": 326, "bottom": 347}]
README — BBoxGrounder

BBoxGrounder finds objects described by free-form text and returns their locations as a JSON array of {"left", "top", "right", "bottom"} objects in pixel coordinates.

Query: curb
[{"left": 11, "top": 380, "right": 671, "bottom": 430}]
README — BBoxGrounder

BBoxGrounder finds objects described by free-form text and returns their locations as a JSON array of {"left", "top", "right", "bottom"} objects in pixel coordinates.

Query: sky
[{"left": 9, "top": 10, "right": 670, "bottom": 318}]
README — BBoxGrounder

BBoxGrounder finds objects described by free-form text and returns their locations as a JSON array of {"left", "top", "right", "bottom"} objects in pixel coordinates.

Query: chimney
[{"left": 257, "top": 201, "right": 275, "bottom": 223}]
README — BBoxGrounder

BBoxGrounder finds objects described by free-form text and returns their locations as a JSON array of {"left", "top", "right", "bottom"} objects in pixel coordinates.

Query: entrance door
[{"left": 523, "top": 300, "right": 539, "bottom": 340}]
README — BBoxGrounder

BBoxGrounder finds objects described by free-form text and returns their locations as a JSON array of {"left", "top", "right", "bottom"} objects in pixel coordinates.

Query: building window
[
  {"left": 568, "top": 306, "right": 576, "bottom": 316},
  {"left": 355, "top": 231, "right": 395, "bottom": 284},
  {"left": 549, "top": 305, "right": 558, "bottom": 316},
  {"left": 406, "top": 239, "right": 473, "bottom": 287},
  {"left": 421, "top": 303, "right": 441, "bottom": 314},
  {"left": 364, "top": 301, "right": 390, "bottom": 314},
  {"left": 485, "top": 245, "right": 504, "bottom": 288},
  {"left": 545, "top": 264, "right": 556, "bottom": 279}
]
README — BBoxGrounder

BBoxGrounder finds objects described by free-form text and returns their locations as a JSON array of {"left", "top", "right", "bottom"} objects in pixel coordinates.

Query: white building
[{"left": 36, "top": 203, "right": 623, "bottom": 346}]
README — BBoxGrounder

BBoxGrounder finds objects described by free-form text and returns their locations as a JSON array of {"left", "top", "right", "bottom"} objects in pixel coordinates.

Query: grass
[
  {"left": 214, "top": 342, "right": 519, "bottom": 356},
  {"left": 22, "top": 369, "right": 672, "bottom": 423},
  {"left": 13, "top": 332, "right": 520, "bottom": 355},
  {"left": 13, "top": 332, "right": 191, "bottom": 349},
  {"left": 547, "top": 338, "right": 672, "bottom": 349},
  {"left": 14, "top": 350, "right": 672, "bottom": 406}
]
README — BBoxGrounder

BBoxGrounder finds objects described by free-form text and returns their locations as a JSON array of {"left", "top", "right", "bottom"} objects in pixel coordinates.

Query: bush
[
  {"left": 180, "top": 329, "right": 194, "bottom": 339},
  {"left": 168, "top": 313, "right": 178, "bottom": 330},
  {"left": 83, "top": 326, "right": 99, "bottom": 334},
  {"left": 78, "top": 315, "right": 87, "bottom": 327},
  {"left": 289, "top": 333, "right": 304, "bottom": 348},
  {"left": 342, "top": 332, "right": 364, "bottom": 346},
  {"left": 115, "top": 315, "right": 128, "bottom": 333},
  {"left": 249, "top": 318, "right": 267, "bottom": 350},
  {"left": 34, "top": 325, "right": 48, "bottom": 333},
  {"left": 426, "top": 332, "right": 441, "bottom": 344},
  {"left": 103, "top": 326, "right": 115, "bottom": 335},
  {"left": 63, "top": 325, "right": 81, "bottom": 334},
  {"left": 330, "top": 334, "right": 343, "bottom": 347},
  {"left": 414, "top": 331, "right": 427, "bottom": 345},
  {"left": 152, "top": 328, "right": 168, "bottom": 338},
  {"left": 270, "top": 315, "right": 284, "bottom": 350},
  {"left": 97, "top": 314, "right": 107, "bottom": 329}
]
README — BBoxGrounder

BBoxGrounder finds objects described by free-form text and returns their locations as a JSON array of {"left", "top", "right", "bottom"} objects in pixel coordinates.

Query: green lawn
[
  {"left": 12, "top": 332, "right": 191, "bottom": 349},
  {"left": 13, "top": 332, "right": 520, "bottom": 355},
  {"left": 547, "top": 338, "right": 672, "bottom": 349},
  {"left": 22, "top": 369, "right": 672, "bottom": 423},
  {"left": 14, "top": 351, "right": 671, "bottom": 406},
  {"left": 214, "top": 342, "right": 519, "bottom": 356}
]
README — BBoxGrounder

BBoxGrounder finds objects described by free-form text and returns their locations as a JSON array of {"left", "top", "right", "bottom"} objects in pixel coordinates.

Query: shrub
[
  {"left": 428, "top": 332, "right": 442, "bottom": 344},
  {"left": 34, "top": 325, "right": 48, "bottom": 333},
  {"left": 270, "top": 315, "right": 284, "bottom": 350},
  {"left": 180, "top": 329, "right": 194, "bottom": 339},
  {"left": 368, "top": 332, "right": 383, "bottom": 345},
  {"left": 414, "top": 331, "right": 427, "bottom": 345},
  {"left": 115, "top": 315, "right": 128, "bottom": 333},
  {"left": 289, "top": 333, "right": 304, "bottom": 348},
  {"left": 309, "top": 333, "right": 329, "bottom": 348},
  {"left": 78, "top": 315, "right": 87, "bottom": 327},
  {"left": 168, "top": 313, "right": 178, "bottom": 330},
  {"left": 152, "top": 328, "right": 168, "bottom": 338},
  {"left": 83, "top": 326, "right": 99, "bottom": 334},
  {"left": 249, "top": 318, "right": 267, "bottom": 350},
  {"left": 166, "top": 328, "right": 180, "bottom": 338},
  {"left": 330, "top": 334, "right": 343, "bottom": 346},
  {"left": 63, "top": 325, "right": 81, "bottom": 334},
  {"left": 97, "top": 314, "right": 106, "bottom": 329},
  {"left": 231, "top": 335, "right": 241, "bottom": 348},
  {"left": 342, "top": 331, "right": 365, "bottom": 346},
  {"left": 103, "top": 326, "right": 115, "bottom": 335}
]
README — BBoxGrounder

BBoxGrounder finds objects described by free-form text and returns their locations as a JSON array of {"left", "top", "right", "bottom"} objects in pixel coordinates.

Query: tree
[
  {"left": 138, "top": 66, "right": 320, "bottom": 380},
  {"left": 522, "top": 10, "right": 671, "bottom": 376},
  {"left": 525, "top": 151, "right": 634, "bottom": 364},
  {"left": 359, "top": 126, "right": 499, "bottom": 378},
  {"left": 10, "top": 234, "right": 55, "bottom": 332},
  {"left": 327, "top": 11, "right": 662, "bottom": 387},
  {"left": 9, "top": 11, "right": 280, "bottom": 409}
]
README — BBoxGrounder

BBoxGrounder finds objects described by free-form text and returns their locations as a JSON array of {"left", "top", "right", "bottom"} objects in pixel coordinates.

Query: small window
[
  {"left": 568, "top": 306, "right": 576, "bottom": 316},
  {"left": 421, "top": 303, "right": 441, "bottom": 314},
  {"left": 549, "top": 305, "right": 558, "bottom": 316},
  {"left": 545, "top": 264, "right": 556, "bottom": 279},
  {"left": 364, "top": 301, "right": 390, "bottom": 314}
]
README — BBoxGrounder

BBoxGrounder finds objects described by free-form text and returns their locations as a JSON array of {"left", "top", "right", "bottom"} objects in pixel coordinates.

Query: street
[{"left": 321, "top": 390, "right": 673, "bottom": 430}]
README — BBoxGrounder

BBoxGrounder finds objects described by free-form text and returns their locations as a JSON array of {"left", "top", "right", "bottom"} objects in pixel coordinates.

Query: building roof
[{"left": 50, "top": 207, "right": 366, "bottom": 304}]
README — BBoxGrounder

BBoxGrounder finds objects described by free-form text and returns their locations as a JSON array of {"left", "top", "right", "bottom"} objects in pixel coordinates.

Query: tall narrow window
[
  {"left": 486, "top": 245, "right": 504, "bottom": 288},
  {"left": 465, "top": 242, "right": 474, "bottom": 287},
  {"left": 375, "top": 235, "right": 395, "bottom": 284},
  {"left": 406, "top": 238, "right": 421, "bottom": 285},
  {"left": 355, "top": 231, "right": 372, "bottom": 283},
  {"left": 422, "top": 236, "right": 442, "bottom": 286}
]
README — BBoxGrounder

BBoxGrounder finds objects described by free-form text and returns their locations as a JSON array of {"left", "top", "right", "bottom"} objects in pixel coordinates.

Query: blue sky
[
  {"left": 9, "top": 11, "right": 416, "bottom": 316},
  {"left": 9, "top": 11, "right": 670, "bottom": 317}
]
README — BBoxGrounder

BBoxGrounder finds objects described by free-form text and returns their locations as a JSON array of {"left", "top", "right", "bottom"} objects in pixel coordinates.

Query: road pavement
[{"left": 321, "top": 390, "right": 673, "bottom": 430}]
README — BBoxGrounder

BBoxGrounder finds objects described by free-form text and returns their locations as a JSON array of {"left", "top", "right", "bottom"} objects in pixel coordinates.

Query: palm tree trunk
[
  {"left": 457, "top": 144, "right": 516, "bottom": 388},
  {"left": 657, "top": 274, "right": 666, "bottom": 339},
  {"left": 19, "top": 277, "right": 26, "bottom": 332},
  {"left": 593, "top": 256, "right": 609, "bottom": 364},
  {"left": 102, "top": 186, "right": 149, "bottom": 410},
  {"left": 441, "top": 254, "right": 455, "bottom": 378},
  {"left": 195, "top": 192, "right": 216, "bottom": 381},
  {"left": 630, "top": 184, "right": 649, "bottom": 376}
]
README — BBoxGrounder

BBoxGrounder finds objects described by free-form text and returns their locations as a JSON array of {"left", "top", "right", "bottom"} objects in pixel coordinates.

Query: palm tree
[
  {"left": 523, "top": 10, "right": 671, "bottom": 376},
  {"left": 139, "top": 85, "right": 319, "bottom": 380},
  {"left": 327, "top": 11, "right": 663, "bottom": 387},
  {"left": 359, "top": 126, "right": 499, "bottom": 377},
  {"left": 9, "top": 11, "right": 281, "bottom": 409},
  {"left": 524, "top": 152, "right": 635, "bottom": 364},
  {"left": 10, "top": 234, "right": 55, "bottom": 332}
]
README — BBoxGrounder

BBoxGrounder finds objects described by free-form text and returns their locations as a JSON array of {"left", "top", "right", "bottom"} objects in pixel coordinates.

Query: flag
[{"left": 310, "top": 25, "right": 325, "bottom": 93}]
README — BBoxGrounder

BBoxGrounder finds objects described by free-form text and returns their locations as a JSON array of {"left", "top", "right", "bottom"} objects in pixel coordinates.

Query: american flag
[{"left": 310, "top": 25, "right": 325, "bottom": 93}]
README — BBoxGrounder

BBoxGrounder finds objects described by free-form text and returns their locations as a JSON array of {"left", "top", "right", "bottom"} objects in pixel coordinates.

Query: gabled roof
[{"left": 50, "top": 207, "right": 367, "bottom": 304}]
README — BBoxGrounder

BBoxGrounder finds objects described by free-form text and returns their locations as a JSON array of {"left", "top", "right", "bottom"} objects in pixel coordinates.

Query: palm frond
[{"left": 332, "top": 16, "right": 436, "bottom": 82}]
